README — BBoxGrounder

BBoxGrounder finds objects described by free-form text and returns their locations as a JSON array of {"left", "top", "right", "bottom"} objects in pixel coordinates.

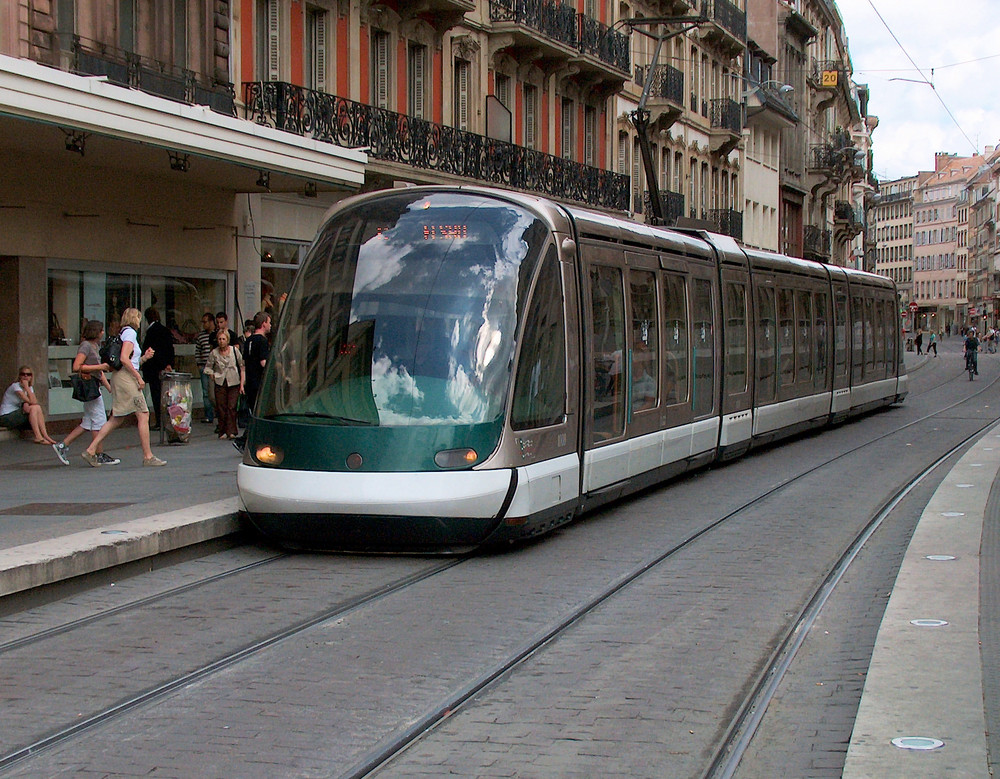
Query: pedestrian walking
[
  {"left": 81, "top": 307, "right": 166, "bottom": 467},
  {"left": 0, "top": 365, "right": 59, "bottom": 450},
  {"left": 927, "top": 331, "right": 938, "bottom": 357},
  {"left": 140, "top": 307, "right": 174, "bottom": 431},
  {"left": 194, "top": 312, "right": 215, "bottom": 425},
  {"left": 52, "top": 320, "right": 119, "bottom": 465},
  {"left": 915, "top": 329, "right": 923, "bottom": 355},
  {"left": 205, "top": 329, "right": 245, "bottom": 440}
]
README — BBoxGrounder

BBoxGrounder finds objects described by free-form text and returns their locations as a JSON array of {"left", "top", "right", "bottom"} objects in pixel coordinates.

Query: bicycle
[{"left": 966, "top": 350, "right": 978, "bottom": 381}]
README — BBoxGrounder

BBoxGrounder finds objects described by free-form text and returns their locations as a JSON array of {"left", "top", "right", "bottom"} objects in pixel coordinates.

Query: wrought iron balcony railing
[
  {"left": 710, "top": 98, "right": 742, "bottom": 134},
  {"left": 641, "top": 189, "right": 686, "bottom": 224},
  {"left": 708, "top": 208, "right": 743, "bottom": 241},
  {"left": 804, "top": 225, "right": 832, "bottom": 259},
  {"left": 490, "top": 0, "right": 630, "bottom": 73},
  {"left": 244, "top": 81, "right": 629, "bottom": 212},
  {"left": 703, "top": 0, "right": 747, "bottom": 42},
  {"left": 578, "top": 14, "right": 630, "bottom": 72},
  {"left": 634, "top": 64, "right": 684, "bottom": 106},
  {"left": 71, "top": 36, "right": 235, "bottom": 115}
]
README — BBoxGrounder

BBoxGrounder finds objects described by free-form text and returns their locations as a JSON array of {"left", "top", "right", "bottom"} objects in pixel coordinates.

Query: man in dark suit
[{"left": 141, "top": 307, "right": 175, "bottom": 430}]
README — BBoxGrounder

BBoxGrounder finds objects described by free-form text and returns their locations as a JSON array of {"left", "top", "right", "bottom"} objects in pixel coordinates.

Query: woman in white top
[
  {"left": 82, "top": 307, "right": 166, "bottom": 467},
  {"left": 0, "top": 365, "right": 58, "bottom": 446}
]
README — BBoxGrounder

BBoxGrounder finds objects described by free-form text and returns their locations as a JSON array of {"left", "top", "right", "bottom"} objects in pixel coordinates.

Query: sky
[{"left": 834, "top": 0, "right": 1000, "bottom": 181}]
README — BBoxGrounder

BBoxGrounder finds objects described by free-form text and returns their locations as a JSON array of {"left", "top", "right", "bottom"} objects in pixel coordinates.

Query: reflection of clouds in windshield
[
  {"left": 371, "top": 355, "right": 423, "bottom": 416},
  {"left": 354, "top": 237, "right": 405, "bottom": 297},
  {"left": 447, "top": 359, "right": 489, "bottom": 421}
]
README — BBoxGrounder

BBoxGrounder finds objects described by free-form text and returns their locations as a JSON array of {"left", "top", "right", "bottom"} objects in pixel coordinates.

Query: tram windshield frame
[{"left": 257, "top": 191, "right": 549, "bottom": 428}]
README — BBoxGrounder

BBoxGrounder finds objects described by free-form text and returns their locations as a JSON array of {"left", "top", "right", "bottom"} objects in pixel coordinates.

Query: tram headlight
[
  {"left": 434, "top": 448, "right": 478, "bottom": 469},
  {"left": 254, "top": 443, "right": 284, "bottom": 466}
]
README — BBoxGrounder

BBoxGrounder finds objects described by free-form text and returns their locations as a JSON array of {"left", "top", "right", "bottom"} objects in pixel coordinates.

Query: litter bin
[{"left": 160, "top": 371, "right": 193, "bottom": 444}]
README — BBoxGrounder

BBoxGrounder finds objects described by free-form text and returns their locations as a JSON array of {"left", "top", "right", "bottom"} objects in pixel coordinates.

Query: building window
[
  {"left": 523, "top": 84, "right": 538, "bottom": 149},
  {"left": 173, "top": 0, "right": 187, "bottom": 68},
  {"left": 306, "top": 8, "right": 327, "bottom": 92},
  {"left": 561, "top": 98, "right": 575, "bottom": 160},
  {"left": 119, "top": 0, "right": 137, "bottom": 52},
  {"left": 495, "top": 73, "right": 511, "bottom": 109},
  {"left": 257, "top": 0, "right": 280, "bottom": 82},
  {"left": 453, "top": 59, "right": 470, "bottom": 130},
  {"left": 584, "top": 106, "right": 597, "bottom": 167},
  {"left": 409, "top": 44, "right": 427, "bottom": 118},
  {"left": 372, "top": 29, "right": 391, "bottom": 109}
]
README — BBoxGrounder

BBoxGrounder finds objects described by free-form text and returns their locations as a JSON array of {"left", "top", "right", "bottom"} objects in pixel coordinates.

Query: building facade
[
  {"left": 911, "top": 153, "right": 982, "bottom": 335},
  {"left": 2, "top": 0, "right": 875, "bottom": 421},
  {"left": 872, "top": 174, "right": 915, "bottom": 316}
]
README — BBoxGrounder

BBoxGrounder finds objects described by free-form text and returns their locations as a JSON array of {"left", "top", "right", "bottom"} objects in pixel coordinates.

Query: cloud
[{"left": 837, "top": 0, "right": 1000, "bottom": 179}]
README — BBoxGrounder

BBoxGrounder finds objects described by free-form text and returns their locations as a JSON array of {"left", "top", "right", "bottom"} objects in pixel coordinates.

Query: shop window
[{"left": 47, "top": 266, "right": 226, "bottom": 415}]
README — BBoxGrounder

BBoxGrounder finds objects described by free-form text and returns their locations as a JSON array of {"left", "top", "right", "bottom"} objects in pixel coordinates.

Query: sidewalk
[{"left": 0, "top": 418, "right": 241, "bottom": 597}]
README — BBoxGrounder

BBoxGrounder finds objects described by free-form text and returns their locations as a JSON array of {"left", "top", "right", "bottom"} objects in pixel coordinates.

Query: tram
[{"left": 237, "top": 186, "right": 906, "bottom": 552}]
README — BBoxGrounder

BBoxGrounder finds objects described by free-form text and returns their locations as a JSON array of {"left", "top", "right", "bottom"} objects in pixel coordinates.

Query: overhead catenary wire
[{"left": 862, "top": 0, "right": 980, "bottom": 156}]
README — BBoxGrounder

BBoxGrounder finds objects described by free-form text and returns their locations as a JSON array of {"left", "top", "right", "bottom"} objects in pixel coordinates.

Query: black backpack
[{"left": 100, "top": 334, "right": 124, "bottom": 371}]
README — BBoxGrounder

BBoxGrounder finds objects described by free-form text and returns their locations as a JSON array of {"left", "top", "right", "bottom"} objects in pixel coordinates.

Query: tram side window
[
  {"left": 864, "top": 296, "right": 876, "bottom": 377},
  {"left": 873, "top": 296, "right": 886, "bottom": 378},
  {"left": 692, "top": 278, "right": 715, "bottom": 417},
  {"left": 755, "top": 285, "right": 776, "bottom": 404},
  {"left": 795, "top": 289, "right": 812, "bottom": 385},
  {"left": 511, "top": 248, "right": 566, "bottom": 430},
  {"left": 590, "top": 265, "right": 626, "bottom": 441},
  {"left": 724, "top": 282, "right": 748, "bottom": 395},
  {"left": 834, "top": 292, "right": 848, "bottom": 380},
  {"left": 662, "top": 273, "right": 689, "bottom": 405},
  {"left": 851, "top": 294, "right": 865, "bottom": 384},
  {"left": 630, "top": 270, "right": 659, "bottom": 412},
  {"left": 814, "top": 291, "right": 829, "bottom": 390},
  {"left": 778, "top": 288, "right": 795, "bottom": 386}
]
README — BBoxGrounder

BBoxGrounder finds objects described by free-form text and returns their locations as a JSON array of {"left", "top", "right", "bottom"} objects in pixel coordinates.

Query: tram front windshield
[{"left": 258, "top": 192, "right": 549, "bottom": 427}]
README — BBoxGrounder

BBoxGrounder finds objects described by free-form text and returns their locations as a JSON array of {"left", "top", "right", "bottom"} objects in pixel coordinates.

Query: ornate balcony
[
  {"left": 244, "top": 81, "right": 629, "bottom": 212},
  {"left": 709, "top": 97, "right": 742, "bottom": 155},
  {"left": 71, "top": 37, "right": 235, "bottom": 115},
  {"left": 803, "top": 225, "right": 832, "bottom": 261},
  {"left": 834, "top": 200, "right": 864, "bottom": 242},
  {"left": 697, "top": 0, "right": 746, "bottom": 57},
  {"left": 708, "top": 208, "right": 743, "bottom": 241},
  {"left": 641, "top": 189, "right": 686, "bottom": 224},
  {"left": 489, "top": 0, "right": 629, "bottom": 82},
  {"left": 634, "top": 63, "right": 684, "bottom": 129}
]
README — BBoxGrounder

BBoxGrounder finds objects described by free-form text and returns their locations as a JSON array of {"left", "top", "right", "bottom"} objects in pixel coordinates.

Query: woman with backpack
[{"left": 81, "top": 307, "right": 166, "bottom": 467}]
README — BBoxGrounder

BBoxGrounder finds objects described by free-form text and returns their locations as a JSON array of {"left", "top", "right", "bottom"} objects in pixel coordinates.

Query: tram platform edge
[
  {"left": 0, "top": 419, "right": 243, "bottom": 600},
  {"left": 842, "top": 419, "right": 1000, "bottom": 777}
]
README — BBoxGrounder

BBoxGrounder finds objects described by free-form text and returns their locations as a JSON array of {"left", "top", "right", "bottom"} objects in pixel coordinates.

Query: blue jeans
[{"left": 199, "top": 369, "right": 215, "bottom": 422}]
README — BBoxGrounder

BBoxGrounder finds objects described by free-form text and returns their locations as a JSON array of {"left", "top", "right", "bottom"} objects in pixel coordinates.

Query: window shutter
[
  {"left": 373, "top": 31, "right": 389, "bottom": 108},
  {"left": 618, "top": 131, "right": 627, "bottom": 175},
  {"left": 584, "top": 107, "right": 595, "bottom": 167},
  {"left": 267, "top": 0, "right": 280, "bottom": 82},
  {"left": 454, "top": 59, "right": 469, "bottom": 130},
  {"left": 524, "top": 85, "right": 536, "bottom": 149},
  {"left": 313, "top": 12, "right": 327, "bottom": 93},
  {"left": 411, "top": 46, "right": 425, "bottom": 118}
]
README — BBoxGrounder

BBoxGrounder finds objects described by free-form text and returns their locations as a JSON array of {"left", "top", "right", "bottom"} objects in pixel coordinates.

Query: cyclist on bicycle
[{"left": 965, "top": 327, "right": 980, "bottom": 376}]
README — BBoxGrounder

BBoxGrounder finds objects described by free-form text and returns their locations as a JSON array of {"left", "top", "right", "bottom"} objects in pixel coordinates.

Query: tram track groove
[
  {"left": 2, "top": 366, "right": 994, "bottom": 776},
  {"left": 0, "top": 557, "right": 467, "bottom": 772},
  {"left": 0, "top": 553, "right": 288, "bottom": 655},
  {"left": 347, "top": 379, "right": 1000, "bottom": 776}
]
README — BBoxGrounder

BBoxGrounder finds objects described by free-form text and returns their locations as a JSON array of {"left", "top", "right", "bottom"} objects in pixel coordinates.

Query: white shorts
[{"left": 80, "top": 394, "right": 108, "bottom": 431}]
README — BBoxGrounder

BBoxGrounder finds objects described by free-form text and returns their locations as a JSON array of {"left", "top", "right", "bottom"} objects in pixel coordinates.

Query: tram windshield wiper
[{"left": 265, "top": 411, "right": 377, "bottom": 426}]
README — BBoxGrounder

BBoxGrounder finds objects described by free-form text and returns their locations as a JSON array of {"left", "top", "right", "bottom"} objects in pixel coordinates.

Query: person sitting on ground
[{"left": 0, "top": 366, "right": 60, "bottom": 452}]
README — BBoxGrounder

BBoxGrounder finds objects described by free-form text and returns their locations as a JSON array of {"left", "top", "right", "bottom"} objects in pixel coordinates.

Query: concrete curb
[
  {"left": 843, "top": 422, "right": 1000, "bottom": 777},
  {"left": 0, "top": 497, "right": 241, "bottom": 597}
]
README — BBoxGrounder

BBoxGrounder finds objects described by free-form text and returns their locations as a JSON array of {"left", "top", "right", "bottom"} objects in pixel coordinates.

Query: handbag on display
[{"left": 70, "top": 374, "right": 101, "bottom": 402}]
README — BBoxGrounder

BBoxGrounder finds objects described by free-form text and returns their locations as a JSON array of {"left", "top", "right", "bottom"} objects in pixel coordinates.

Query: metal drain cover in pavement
[{"left": 0, "top": 502, "right": 133, "bottom": 516}]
